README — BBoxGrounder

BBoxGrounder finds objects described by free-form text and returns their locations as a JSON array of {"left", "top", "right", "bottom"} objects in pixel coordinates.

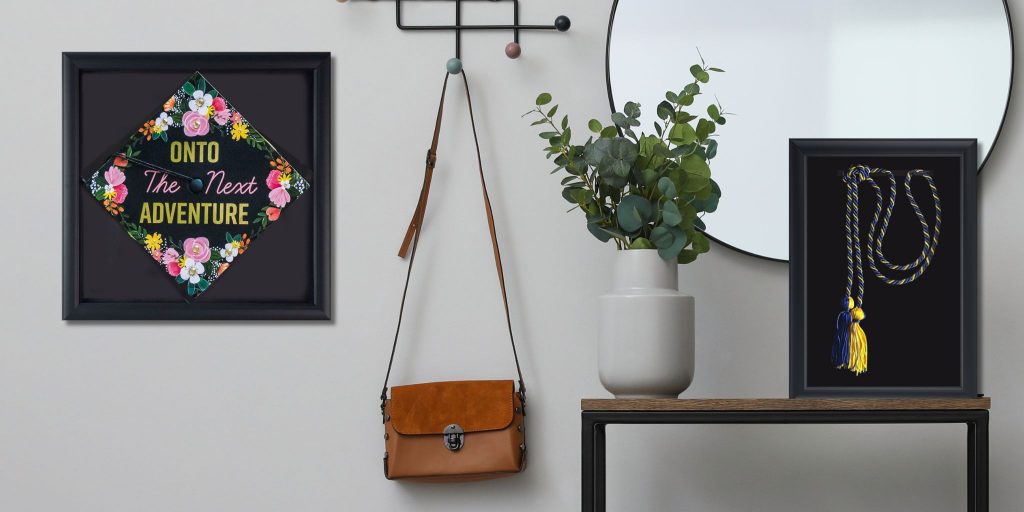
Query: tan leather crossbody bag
[{"left": 380, "top": 71, "right": 527, "bottom": 482}]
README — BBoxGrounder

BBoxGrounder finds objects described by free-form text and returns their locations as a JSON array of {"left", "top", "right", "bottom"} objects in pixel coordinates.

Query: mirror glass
[{"left": 608, "top": 0, "right": 1012, "bottom": 261}]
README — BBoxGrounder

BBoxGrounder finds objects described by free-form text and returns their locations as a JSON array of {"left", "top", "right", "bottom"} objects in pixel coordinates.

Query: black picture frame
[
  {"left": 789, "top": 139, "right": 977, "bottom": 397},
  {"left": 62, "top": 52, "right": 331, "bottom": 320}
]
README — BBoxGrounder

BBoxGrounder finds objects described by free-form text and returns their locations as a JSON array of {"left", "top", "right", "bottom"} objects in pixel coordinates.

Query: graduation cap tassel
[{"left": 835, "top": 165, "right": 941, "bottom": 376}]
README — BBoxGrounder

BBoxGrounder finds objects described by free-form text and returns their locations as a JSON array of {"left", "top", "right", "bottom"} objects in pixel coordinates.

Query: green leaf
[
  {"left": 696, "top": 118, "right": 715, "bottom": 140},
  {"left": 176, "top": 275, "right": 186, "bottom": 284},
  {"left": 182, "top": 81, "right": 195, "bottom": 96},
  {"left": 716, "top": 116, "right": 727, "bottom": 126},
  {"left": 536, "top": 93, "right": 552, "bottom": 106},
  {"left": 684, "top": 83, "right": 700, "bottom": 96},
  {"left": 694, "top": 217, "right": 707, "bottom": 230},
  {"left": 208, "top": 88, "right": 218, "bottom": 99},
  {"left": 666, "top": 91, "right": 679, "bottom": 104},
  {"left": 611, "top": 112, "right": 629, "bottom": 128},
  {"left": 187, "top": 282, "right": 196, "bottom": 296},
  {"left": 681, "top": 154, "right": 711, "bottom": 177},
  {"left": 661, "top": 200, "right": 682, "bottom": 226},
  {"left": 696, "top": 71, "right": 710, "bottom": 83},
  {"left": 707, "top": 104, "right": 720, "bottom": 119},
  {"left": 587, "top": 222, "right": 613, "bottom": 243},
  {"left": 588, "top": 119, "right": 603, "bottom": 133},
  {"left": 651, "top": 225, "right": 688, "bottom": 260},
  {"left": 702, "top": 194, "right": 720, "bottom": 213},
  {"left": 668, "top": 123, "right": 696, "bottom": 145},
  {"left": 711, "top": 178, "right": 722, "bottom": 198},
  {"left": 679, "top": 94, "right": 694, "bottom": 106},
  {"left": 691, "top": 231, "right": 711, "bottom": 253},
  {"left": 600, "top": 126, "right": 618, "bottom": 138},
  {"left": 630, "top": 237, "right": 654, "bottom": 250},
  {"left": 689, "top": 64, "right": 704, "bottom": 79},
  {"left": 675, "top": 112, "right": 697, "bottom": 124},
  {"left": 706, "top": 139, "right": 719, "bottom": 160},
  {"left": 624, "top": 101, "right": 641, "bottom": 119},
  {"left": 198, "top": 278, "right": 210, "bottom": 292},
  {"left": 709, "top": 67, "right": 725, "bottom": 72},
  {"left": 677, "top": 249, "right": 699, "bottom": 264},
  {"left": 656, "top": 101, "right": 673, "bottom": 121},
  {"left": 657, "top": 176, "right": 677, "bottom": 198},
  {"left": 196, "top": 78, "right": 207, "bottom": 93},
  {"left": 547, "top": 105, "right": 559, "bottom": 118},
  {"left": 531, "top": 119, "right": 546, "bottom": 126},
  {"left": 617, "top": 195, "right": 653, "bottom": 233},
  {"left": 639, "top": 168, "right": 659, "bottom": 187}
]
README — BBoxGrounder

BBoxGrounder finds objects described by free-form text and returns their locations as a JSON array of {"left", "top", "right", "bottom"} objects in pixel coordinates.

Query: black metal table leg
[
  {"left": 968, "top": 412, "right": 989, "bottom": 512},
  {"left": 582, "top": 413, "right": 607, "bottom": 512},
  {"left": 595, "top": 422, "right": 606, "bottom": 512}
]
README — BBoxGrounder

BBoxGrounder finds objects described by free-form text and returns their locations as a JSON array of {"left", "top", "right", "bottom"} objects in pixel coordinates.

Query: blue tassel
[{"left": 831, "top": 297, "right": 853, "bottom": 368}]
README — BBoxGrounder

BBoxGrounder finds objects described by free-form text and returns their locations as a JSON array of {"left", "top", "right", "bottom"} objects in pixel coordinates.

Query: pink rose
[
  {"left": 182, "top": 111, "right": 210, "bottom": 137},
  {"left": 231, "top": 111, "right": 242, "bottom": 124},
  {"left": 266, "top": 207, "right": 280, "bottom": 221},
  {"left": 112, "top": 184, "right": 128, "bottom": 204},
  {"left": 213, "top": 109, "right": 230, "bottom": 126},
  {"left": 151, "top": 249, "right": 162, "bottom": 262},
  {"left": 104, "top": 166, "right": 125, "bottom": 186},
  {"left": 269, "top": 187, "right": 291, "bottom": 208},
  {"left": 182, "top": 237, "right": 211, "bottom": 263},
  {"left": 266, "top": 169, "right": 282, "bottom": 190},
  {"left": 162, "top": 248, "right": 180, "bottom": 265},
  {"left": 166, "top": 261, "right": 181, "bottom": 277},
  {"left": 212, "top": 97, "right": 227, "bottom": 112}
]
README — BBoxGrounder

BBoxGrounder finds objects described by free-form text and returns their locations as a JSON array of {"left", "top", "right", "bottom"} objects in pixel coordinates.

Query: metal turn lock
[{"left": 443, "top": 424, "right": 464, "bottom": 452}]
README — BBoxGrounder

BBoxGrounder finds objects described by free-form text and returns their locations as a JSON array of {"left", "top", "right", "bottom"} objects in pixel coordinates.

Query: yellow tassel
[{"left": 847, "top": 307, "right": 868, "bottom": 375}]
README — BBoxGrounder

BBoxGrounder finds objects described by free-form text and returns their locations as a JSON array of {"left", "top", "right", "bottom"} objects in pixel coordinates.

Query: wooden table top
[{"left": 581, "top": 397, "right": 991, "bottom": 412}]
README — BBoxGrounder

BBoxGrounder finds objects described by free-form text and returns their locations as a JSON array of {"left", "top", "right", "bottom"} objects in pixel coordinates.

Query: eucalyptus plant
[{"left": 525, "top": 57, "right": 728, "bottom": 263}]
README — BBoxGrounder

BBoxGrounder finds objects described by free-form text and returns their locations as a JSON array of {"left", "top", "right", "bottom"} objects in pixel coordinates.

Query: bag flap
[{"left": 390, "top": 380, "right": 515, "bottom": 435}]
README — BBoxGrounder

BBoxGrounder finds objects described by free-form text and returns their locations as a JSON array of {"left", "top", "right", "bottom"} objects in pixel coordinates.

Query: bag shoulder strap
[{"left": 381, "top": 71, "right": 526, "bottom": 409}]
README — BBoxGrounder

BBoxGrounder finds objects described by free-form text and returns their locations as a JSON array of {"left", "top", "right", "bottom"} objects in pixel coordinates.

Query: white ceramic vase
[{"left": 598, "top": 249, "right": 695, "bottom": 398}]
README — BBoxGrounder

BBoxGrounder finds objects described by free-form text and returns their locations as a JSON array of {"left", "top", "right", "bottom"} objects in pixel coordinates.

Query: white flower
[
  {"left": 220, "top": 243, "right": 239, "bottom": 263},
  {"left": 189, "top": 90, "right": 214, "bottom": 115},
  {"left": 182, "top": 258, "right": 205, "bottom": 284},
  {"left": 153, "top": 112, "right": 173, "bottom": 133}
]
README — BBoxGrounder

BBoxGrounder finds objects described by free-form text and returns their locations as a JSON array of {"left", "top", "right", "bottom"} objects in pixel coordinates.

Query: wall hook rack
[{"left": 339, "top": 0, "right": 570, "bottom": 70}]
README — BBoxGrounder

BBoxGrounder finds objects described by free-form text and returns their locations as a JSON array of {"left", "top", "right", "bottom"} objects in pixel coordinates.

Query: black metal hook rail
[{"left": 347, "top": 0, "right": 570, "bottom": 60}]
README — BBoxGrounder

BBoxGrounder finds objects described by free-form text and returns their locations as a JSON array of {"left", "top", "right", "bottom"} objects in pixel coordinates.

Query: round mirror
[{"left": 608, "top": 0, "right": 1013, "bottom": 261}]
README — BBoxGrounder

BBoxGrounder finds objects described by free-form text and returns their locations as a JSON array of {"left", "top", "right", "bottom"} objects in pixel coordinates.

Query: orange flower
[
  {"left": 270, "top": 157, "right": 293, "bottom": 175},
  {"left": 113, "top": 155, "right": 129, "bottom": 168},
  {"left": 103, "top": 199, "right": 124, "bottom": 216},
  {"left": 238, "top": 233, "right": 251, "bottom": 254},
  {"left": 138, "top": 120, "right": 156, "bottom": 141},
  {"left": 217, "top": 262, "right": 230, "bottom": 275},
  {"left": 163, "top": 96, "right": 176, "bottom": 112}
]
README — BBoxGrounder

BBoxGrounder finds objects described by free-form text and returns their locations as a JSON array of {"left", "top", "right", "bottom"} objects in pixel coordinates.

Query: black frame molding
[
  {"left": 605, "top": 0, "right": 1013, "bottom": 263},
  {"left": 62, "top": 52, "right": 332, "bottom": 320},
  {"left": 789, "top": 139, "right": 978, "bottom": 397}
]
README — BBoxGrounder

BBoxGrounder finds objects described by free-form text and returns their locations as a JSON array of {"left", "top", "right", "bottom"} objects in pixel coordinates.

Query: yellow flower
[
  {"left": 144, "top": 233, "right": 163, "bottom": 251},
  {"left": 231, "top": 122, "right": 249, "bottom": 141},
  {"left": 231, "top": 240, "right": 241, "bottom": 249}
]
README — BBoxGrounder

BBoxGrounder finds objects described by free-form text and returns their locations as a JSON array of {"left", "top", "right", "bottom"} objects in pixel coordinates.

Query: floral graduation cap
[{"left": 83, "top": 72, "right": 309, "bottom": 300}]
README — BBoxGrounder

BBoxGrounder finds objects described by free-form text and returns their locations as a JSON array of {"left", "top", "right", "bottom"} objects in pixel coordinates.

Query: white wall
[{"left": 0, "top": 1, "right": 1020, "bottom": 511}]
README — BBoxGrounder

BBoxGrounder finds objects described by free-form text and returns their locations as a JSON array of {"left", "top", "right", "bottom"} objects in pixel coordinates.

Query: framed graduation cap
[{"left": 63, "top": 53, "right": 331, "bottom": 320}]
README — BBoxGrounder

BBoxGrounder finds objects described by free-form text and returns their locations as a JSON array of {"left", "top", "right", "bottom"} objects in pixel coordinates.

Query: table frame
[{"left": 581, "top": 409, "right": 988, "bottom": 512}]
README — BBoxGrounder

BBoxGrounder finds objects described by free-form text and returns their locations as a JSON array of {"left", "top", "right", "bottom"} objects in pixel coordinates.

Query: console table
[{"left": 581, "top": 398, "right": 990, "bottom": 512}]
